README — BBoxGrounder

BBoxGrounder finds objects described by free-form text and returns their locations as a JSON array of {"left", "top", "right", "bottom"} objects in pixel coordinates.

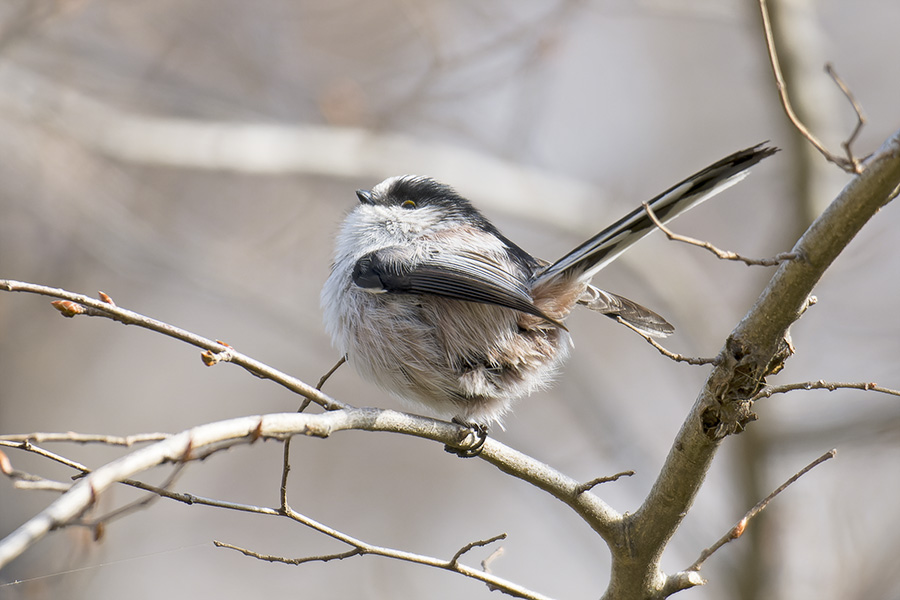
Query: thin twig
[
  {"left": 758, "top": 0, "right": 859, "bottom": 173},
  {"left": 616, "top": 317, "right": 719, "bottom": 365},
  {"left": 279, "top": 438, "right": 293, "bottom": 513},
  {"left": 825, "top": 63, "right": 867, "bottom": 173},
  {"left": 482, "top": 546, "right": 506, "bottom": 574},
  {"left": 752, "top": 380, "right": 900, "bottom": 402},
  {"left": 11, "top": 479, "right": 72, "bottom": 492},
  {"left": 642, "top": 202, "right": 798, "bottom": 266},
  {"left": 0, "top": 448, "right": 73, "bottom": 492},
  {"left": 687, "top": 449, "right": 836, "bottom": 571},
  {"left": 213, "top": 541, "right": 363, "bottom": 565},
  {"left": 0, "top": 432, "right": 169, "bottom": 446},
  {"left": 450, "top": 533, "right": 507, "bottom": 567},
  {"left": 0, "top": 280, "right": 347, "bottom": 412},
  {"left": 0, "top": 440, "right": 91, "bottom": 473},
  {"left": 316, "top": 356, "right": 346, "bottom": 390},
  {"left": 218, "top": 503, "right": 549, "bottom": 600},
  {"left": 575, "top": 470, "right": 635, "bottom": 495},
  {"left": 81, "top": 464, "right": 187, "bottom": 534},
  {"left": 278, "top": 357, "right": 348, "bottom": 516}
]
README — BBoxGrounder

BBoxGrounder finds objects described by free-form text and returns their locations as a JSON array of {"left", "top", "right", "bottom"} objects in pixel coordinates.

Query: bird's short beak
[{"left": 356, "top": 189, "right": 375, "bottom": 205}]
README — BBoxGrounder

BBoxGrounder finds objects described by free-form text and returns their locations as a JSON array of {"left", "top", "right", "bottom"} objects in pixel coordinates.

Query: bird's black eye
[{"left": 401, "top": 199, "right": 417, "bottom": 209}]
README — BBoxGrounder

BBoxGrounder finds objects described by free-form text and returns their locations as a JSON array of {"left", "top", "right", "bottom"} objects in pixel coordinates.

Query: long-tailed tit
[{"left": 322, "top": 144, "right": 776, "bottom": 430}]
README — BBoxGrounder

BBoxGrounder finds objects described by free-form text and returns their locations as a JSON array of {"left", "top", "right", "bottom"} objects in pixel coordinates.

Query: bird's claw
[{"left": 444, "top": 418, "right": 489, "bottom": 458}]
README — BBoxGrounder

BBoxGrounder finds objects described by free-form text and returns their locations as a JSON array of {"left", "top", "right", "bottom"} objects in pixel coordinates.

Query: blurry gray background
[{"left": 1, "top": 1, "right": 899, "bottom": 599}]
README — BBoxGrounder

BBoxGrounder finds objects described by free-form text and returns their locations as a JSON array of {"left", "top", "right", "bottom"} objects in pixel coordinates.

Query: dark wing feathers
[
  {"left": 352, "top": 248, "right": 561, "bottom": 326},
  {"left": 351, "top": 144, "right": 776, "bottom": 338}
]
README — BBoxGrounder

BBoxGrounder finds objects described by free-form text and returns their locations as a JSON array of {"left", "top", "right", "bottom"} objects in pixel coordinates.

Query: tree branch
[
  {"left": 752, "top": 380, "right": 900, "bottom": 401},
  {"left": 615, "top": 317, "right": 719, "bottom": 366},
  {"left": 758, "top": 0, "right": 863, "bottom": 173},
  {"left": 0, "top": 426, "right": 540, "bottom": 597},
  {"left": 0, "top": 280, "right": 346, "bottom": 412},
  {"left": 641, "top": 201, "right": 799, "bottom": 267},
  {"left": 607, "top": 129, "right": 900, "bottom": 599},
  {"left": 0, "top": 432, "right": 169, "bottom": 445},
  {"left": 0, "top": 408, "right": 623, "bottom": 579}
]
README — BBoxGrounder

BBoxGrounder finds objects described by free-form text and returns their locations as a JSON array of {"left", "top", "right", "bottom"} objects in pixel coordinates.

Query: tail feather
[
  {"left": 579, "top": 286, "right": 675, "bottom": 337},
  {"left": 534, "top": 143, "right": 778, "bottom": 284}
]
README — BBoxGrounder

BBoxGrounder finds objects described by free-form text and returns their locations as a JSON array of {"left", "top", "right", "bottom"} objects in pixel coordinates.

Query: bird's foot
[{"left": 444, "top": 418, "right": 489, "bottom": 458}]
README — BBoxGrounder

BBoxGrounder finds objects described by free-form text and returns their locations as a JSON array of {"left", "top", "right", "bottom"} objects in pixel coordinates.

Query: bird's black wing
[{"left": 352, "top": 247, "right": 561, "bottom": 326}]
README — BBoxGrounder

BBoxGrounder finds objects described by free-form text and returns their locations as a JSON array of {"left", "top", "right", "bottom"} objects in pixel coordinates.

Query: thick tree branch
[
  {"left": 0, "top": 407, "right": 622, "bottom": 579},
  {"left": 0, "top": 421, "right": 544, "bottom": 598},
  {"left": 606, "top": 129, "right": 900, "bottom": 599}
]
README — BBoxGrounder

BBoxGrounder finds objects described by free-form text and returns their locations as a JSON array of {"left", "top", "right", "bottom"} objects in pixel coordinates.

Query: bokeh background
[{"left": 1, "top": 1, "right": 899, "bottom": 599}]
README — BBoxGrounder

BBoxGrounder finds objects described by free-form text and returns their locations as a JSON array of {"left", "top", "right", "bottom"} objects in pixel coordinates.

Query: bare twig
[
  {"left": 11, "top": 479, "right": 72, "bottom": 493},
  {"left": 0, "top": 448, "right": 72, "bottom": 492},
  {"left": 642, "top": 202, "right": 799, "bottom": 266},
  {"left": 81, "top": 464, "right": 187, "bottom": 535},
  {"left": 0, "top": 440, "right": 90, "bottom": 473},
  {"left": 825, "top": 63, "right": 867, "bottom": 171},
  {"left": 316, "top": 356, "right": 346, "bottom": 390},
  {"left": 216, "top": 525, "right": 545, "bottom": 600},
  {"left": 752, "top": 380, "right": 900, "bottom": 402},
  {"left": 277, "top": 356, "right": 349, "bottom": 518},
  {"left": 279, "top": 438, "right": 293, "bottom": 513},
  {"left": 125, "top": 466, "right": 516, "bottom": 596},
  {"left": 0, "top": 280, "right": 347, "bottom": 412},
  {"left": 616, "top": 317, "right": 719, "bottom": 365},
  {"left": 687, "top": 449, "right": 836, "bottom": 571},
  {"left": 758, "top": 0, "right": 862, "bottom": 173},
  {"left": 450, "top": 533, "right": 507, "bottom": 567},
  {"left": 0, "top": 432, "right": 168, "bottom": 446},
  {"left": 575, "top": 470, "right": 635, "bottom": 495},
  {"left": 214, "top": 541, "right": 363, "bottom": 565},
  {"left": 482, "top": 546, "right": 506, "bottom": 574}
]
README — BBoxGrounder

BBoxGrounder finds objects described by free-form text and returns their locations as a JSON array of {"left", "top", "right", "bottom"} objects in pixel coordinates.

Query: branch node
[
  {"left": 250, "top": 419, "right": 265, "bottom": 443},
  {"left": 663, "top": 570, "right": 707, "bottom": 596},
  {"left": 180, "top": 438, "right": 194, "bottom": 463},
  {"left": 201, "top": 342, "right": 236, "bottom": 367}
]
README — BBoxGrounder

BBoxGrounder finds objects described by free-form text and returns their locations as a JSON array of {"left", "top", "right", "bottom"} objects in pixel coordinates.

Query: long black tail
[{"left": 534, "top": 143, "right": 778, "bottom": 284}]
